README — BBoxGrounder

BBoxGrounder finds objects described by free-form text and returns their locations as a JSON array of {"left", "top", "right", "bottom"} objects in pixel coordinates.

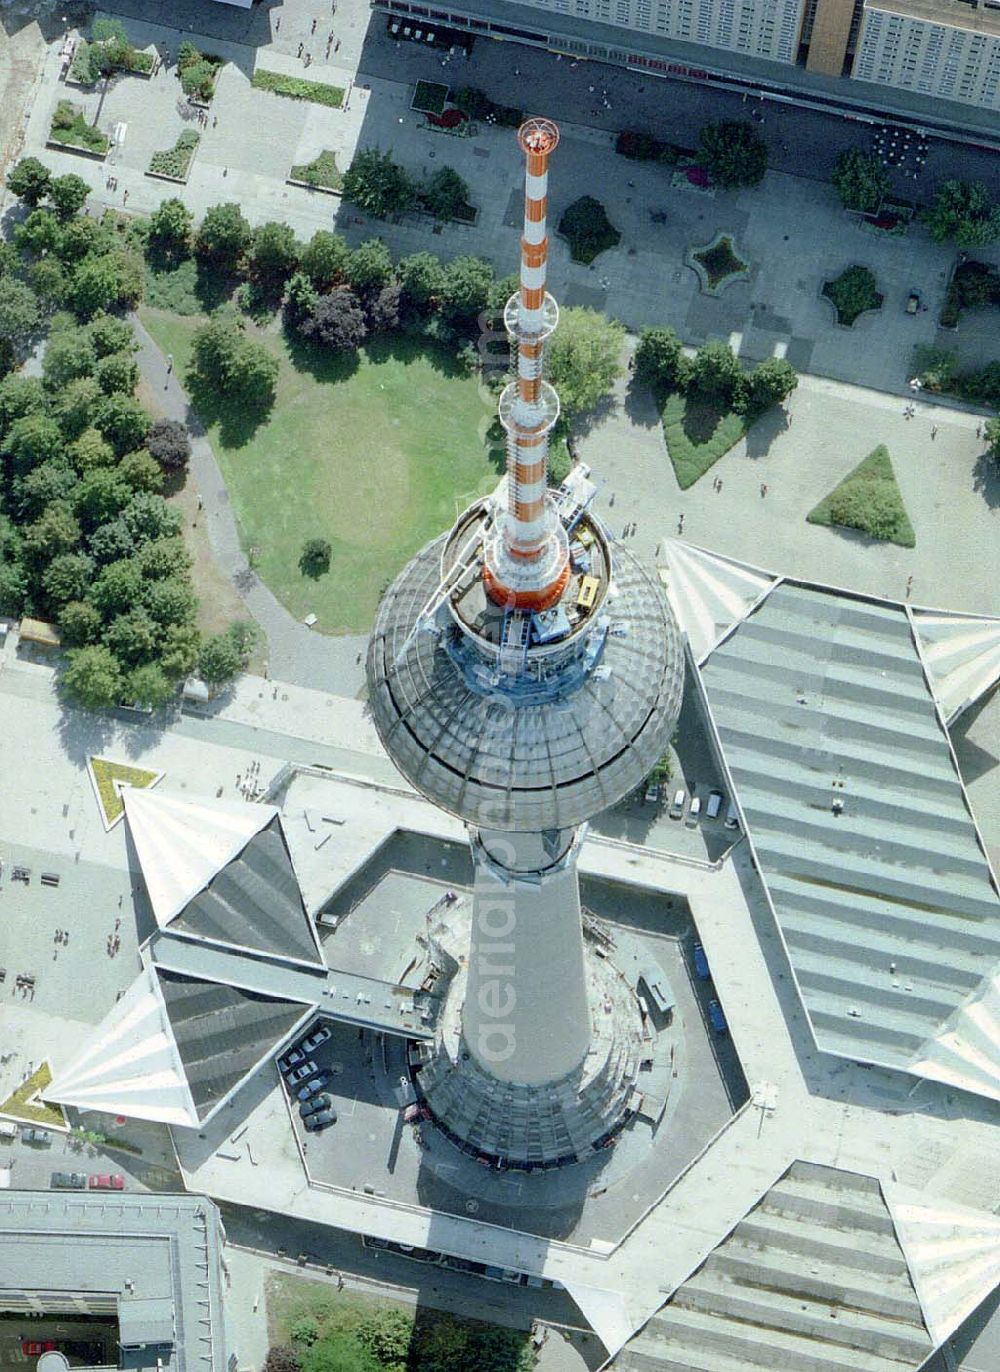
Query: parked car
[
  {"left": 296, "top": 1073, "right": 331, "bottom": 1101},
  {"left": 51, "top": 1171, "right": 87, "bottom": 1189},
  {"left": 22, "top": 1127, "right": 52, "bottom": 1146},
  {"left": 304, "top": 1108, "right": 337, "bottom": 1132},
  {"left": 669, "top": 788, "right": 686, "bottom": 819},
  {"left": 906, "top": 288, "right": 921, "bottom": 314},
  {"left": 644, "top": 780, "right": 660, "bottom": 806},
  {"left": 692, "top": 942, "right": 710, "bottom": 981},
  {"left": 686, "top": 795, "right": 702, "bottom": 826},
  {"left": 287, "top": 1060, "right": 319, "bottom": 1084},
  {"left": 724, "top": 800, "right": 740, "bottom": 831},
  {"left": 22, "top": 1344, "right": 56, "bottom": 1357},
  {"left": 277, "top": 1047, "right": 305, "bottom": 1073},
  {"left": 300, "top": 1093, "right": 333, "bottom": 1118},
  {"left": 706, "top": 790, "right": 724, "bottom": 820},
  {"left": 708, "top": 999, "right": 728, "bottom": 1034},
  {"left": 89, "top": 1173, "right": 125, "bottom": 1190},
  {"left": 301, "top": 1024, "right": 332, "bottom": 1053}
]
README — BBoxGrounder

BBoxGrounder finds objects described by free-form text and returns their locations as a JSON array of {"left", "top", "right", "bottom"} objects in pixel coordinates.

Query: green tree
[
  {"left": 43, "top": 324, "right": 96, "bottom": 389},
  {"left": 61, "top": 643, "right": 124, "bottom": 709},
  {"left": 91, "top": 558, "right": 145, "bottom": 617},
  {"left": 345, "top": 239, "right": 394, "bottom": 295},
  {"left": 29, "top": 257, "right": 69, "bottom": 310},
  {"left": 422, "top": 166, "right": 469, "bottom": 221},
  {"left": 923, "top": 180, "right": 1000, "bottom": 247},
  {"left": 55, "top": 216, "right": 111, "bottom": 266},
  {"left": 117, "top": 449, "right": 163, "bottom": 493},
  {"left": 197, "top": 625, "right": 247, "bottom": 687},
  {"left": 159, "top": 620, "right": 201, "bottom": 680},
  {"left": 94, "top": 350, "right": 139, "bottom": 396},
  {"left": 58, "top": 597, "right": 102, "bottom": 645},
  {"left": 744, "top": 357, "right": 798, "bottom": 415},
  {"left": 121, "top": 492, "right": 181, "bottom": 544},
  {"left": 69, "top": 426, "right": 116, "bottom": 472},
  {"left": 356, "top": 1310, "right": 411, "bottom": 1364},
  {"left": 3, "top": 412, "right": 63, "bottom": 474},
  {"left": 180, "top": 57, "right": 217, "bottom": 101},
  {"left": 87, "top": 314, "right": 137, "bottom": 359},
  {"left": 0, "top": 278, "right": 40, "bottom": 349},
  {"left": 698, "top": 120, "right": 768, "bottom": 190},
  {"left": 20, "top": 500, "right": 81, "bottom": 564},
  {"left": 263, "top": 1347, "right": 301, "bottom": 1372},
  {"left": 546, "top": 306, "right": 624, "bottom": 417},
  {"left": 87, "top": 517, "right": 135, "bottom": 565},
  {"left": 0, "top": 374, "right": 46, "bottom": 433},
  {"left": 190, "top": 315, "right": 279, "bottom": 409},
  {"left": 15, "top": 208, "right": 62, "bottom": 258},
  {"left": 0, "top": 560, "right": 29, "bottom": 615},
  {"left": 251, "top": 221, "right": 300, "bottom": 285},
  {"left": 688, "top": 338, "right": 745, "bottom": 405},
  {"left": 145, "top": 575, "right": 196, "bottom": 627},
  {"left": 367, "top": 282, "right": 401, "bottom": 335},
  {"left": 47, "top": 173, "right": 92, "bottom": 220},
  {"left": 0, "top": 242, "right": 18, "bottom": 278},
  {"left": 342, "top": 146, "right": 417, "bottom": 218},
  {"left": 136, "top": 536, "right": 191, "bottom": 580},
  {"left": 148, "top": 197, "right": 193, "bottom": 258},
  {"left": 197, "top": 202, "right": 253, "bottom": 267},
  {"left": 103, "top": 607, "right": 158, "bottom": 666},
  {"left": 396, "top": 252, "right": 445, "bottom": 311},
  {"left": 74, "top": 468, "right": 132, "bottom": 529},
  {"left": 984, "top": 415, "right": 1000, "bottom": 463},
  {"left": 440, "top": 255, "right": 494, "bottom": 324},
  {"left": 299, "top": 537, "right": 331, "bottom": 578},
  {"left": 634, "top": 327, "right": 684, "bottom": 391},
  {"left": 7, "top": 156, "right": 51, "bottom": 206},
  {"left": 13, "top": 459, "right": 77, "bottom": 520},
  {"left": 42, "top": 551, "right": 94, "bottom": 607},
  {"left": 283, "top": 271, "right": 318, "bottom": 329},
  {"left": 831, "top": 147, "right": 891, "bottom": 214},
  {"left": 71, "top": 250, "right": 145, "bottom": 317},
  {"left": 300, "top": 288, "right": 367, "bottom": 351},
  {"left": 125, "top": 661, "right": 175, "bottom": 708},
  {"left": 94, "top": 393, "right": 151, "bottom": 455},
  {"left": 300, "top": 230, "right": 349, "bottom": 289}
]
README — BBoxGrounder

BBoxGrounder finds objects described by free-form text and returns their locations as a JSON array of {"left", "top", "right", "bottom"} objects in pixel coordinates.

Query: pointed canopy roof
[
  {"left": 124, "top": 788, "right": 274, "bottom": 929},
  {"left": 910, "top": 609, "right": 1000, "bottom": 725},
  {"left": 886, "top": 1184, "right": 1000, "bottom": 1345},
  {"left": 658, "top": 539, "right": 777, "bottom": 664},
  {"left": 44, "top": 965, "right": 199, "bottom": 1128},
  {"left": 911, "top": 970, "right": 1000, "bottom": 1103}
]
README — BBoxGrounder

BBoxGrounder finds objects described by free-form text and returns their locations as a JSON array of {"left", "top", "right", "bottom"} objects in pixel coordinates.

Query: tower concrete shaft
[
  {"left": 462, "top": 828, "right": 590, "bottom": 1087},
  {"left": 483, "top": 117, "right": 569, "bottom": 612}
]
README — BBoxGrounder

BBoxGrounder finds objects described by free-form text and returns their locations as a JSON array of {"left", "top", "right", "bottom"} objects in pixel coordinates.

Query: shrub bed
[
  {"left": 558, "top": 196, "right": 620, "bottom": 265},
  {"left": 289, "top": 150, "right": 343, "bottom": 192},
  {"left": 690, "top": 233, "right": 749, "bottom": 292},
  {"left": 148, "top": 130, "right": 200, "bottom": 181},
  {"left": 176, "top": 40, "right": 225, "bottom": 103},
  {"left": 411, "top": 80, "right": 449, "bottom": 115},
  {"left": 451, "top": 86, "right": 521, "bottom": 126},
  {"left": 807, "top": 445, "right": 914, "bottom": 547},
  {"left": 251, "top": 69, "right": 344, "bottom": 108},
  {"left": 48, "top": 100, "right": 110, "bottom": 155},
  {"left": 822, "top": 265, "right": 883, "bottom": 326}
]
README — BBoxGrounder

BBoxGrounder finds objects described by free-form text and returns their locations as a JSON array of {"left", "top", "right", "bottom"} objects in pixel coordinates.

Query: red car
[
  {"left": 88, "top": 1173, "right": 125, "bottom": 1190},
  {"left": 22, "top": 1344, "right": 56, "bottom": 1357}
]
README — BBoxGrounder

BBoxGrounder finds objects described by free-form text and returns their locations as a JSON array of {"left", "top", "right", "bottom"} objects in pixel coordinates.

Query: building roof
[
  {"left": 910, "top": 609, "right": 1000, "bottom": 726},
  {"left": 0, "top": 1191, "right": 228, "bottom": 1372},
  {"left": 660, "top": 544, "right": 1000, "bottom": 1102}
]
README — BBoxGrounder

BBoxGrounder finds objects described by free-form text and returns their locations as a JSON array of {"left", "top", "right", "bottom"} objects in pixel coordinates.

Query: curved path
[{"left": 131, "top": 313, "right": 368, "bottom": 697}]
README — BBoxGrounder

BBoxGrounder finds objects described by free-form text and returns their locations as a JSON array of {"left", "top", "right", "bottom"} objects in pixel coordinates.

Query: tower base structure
[{"left": 414, "top": 829, "right": 656, "bottom": 1169}]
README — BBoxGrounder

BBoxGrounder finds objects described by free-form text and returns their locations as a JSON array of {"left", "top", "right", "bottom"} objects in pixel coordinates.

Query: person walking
[
  {"left": 930, "top": 424, "right": 937, "bottom": 439},
  {"left": 906, "top": 575, "right": 913, "bottom": 599}
]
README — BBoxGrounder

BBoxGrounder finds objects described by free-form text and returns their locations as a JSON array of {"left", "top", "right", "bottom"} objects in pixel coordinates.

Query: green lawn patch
[
  {"left": 139, "top": 311, "right": 497, "bottom": 634},
  {"left": 558, "top": 196, "right": 621, "bottom": 265},
  {"left": 807, "top": 445, "right": 915, "bottom": 547},
  {"left": 289, "top": 149, "right": 343, "bottom": 192},
  {"left": 0, "top": 1063, "right": 67, "bottom": 1129},
  {"left": 411, "top": 80, "right": 449, "bottom": 115},
  {"left": 690, "top": 233, "right": 749, "bottom": 293},
  {"left": 822, "top": 264, "right": 883, "bottom": 326},
  {"left": 87, "top": 756, "right": 163, "bottom": 828},
  {"left": 266, "top": 1272, "right": 534, "bottom": 1372},
  {"left": 147, "top": 129, "right": 200, "bottom": 181},
  {"left": 661, "top": 389, "right": 747, "bottom": 488},
  {"left": 48, "top": 99, "right": 110, "bottom": 155},
  {"left": 144, "top": 255, "right": 235, "bottom": 315},
  {"left": 252, "top": 68, "right": 344, "bottom": 108}
]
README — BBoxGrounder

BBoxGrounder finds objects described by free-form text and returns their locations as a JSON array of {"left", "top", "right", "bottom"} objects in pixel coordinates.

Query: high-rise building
[{"left": 366, "top": 120, "right": 685, "bottom": 1167}]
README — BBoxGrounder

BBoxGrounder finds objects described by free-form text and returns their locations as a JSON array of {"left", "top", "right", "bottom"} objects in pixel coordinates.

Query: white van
[
  {"left": 669, "top": 789, "right": 686, "bottom": 819},
  {"left": 724, "top": 801, "right": 740, "bottom": 830},
  {"left": 687, "top": 796, "right": 702, "bottom": 826},
  {"left": 706, "top": 790, "right": 723, "bottom": 821},
  {"left": 0, "top": 1121, "right": 18, "bottom": 1142}
]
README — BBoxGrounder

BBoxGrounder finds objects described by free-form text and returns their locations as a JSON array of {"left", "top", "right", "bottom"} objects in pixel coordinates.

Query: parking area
[{"left": 0, "top": 1319, "right": 117, "bottom": 1371}]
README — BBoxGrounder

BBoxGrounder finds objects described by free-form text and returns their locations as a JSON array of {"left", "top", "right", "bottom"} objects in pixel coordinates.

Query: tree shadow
[
  {"left": 623, "top": 376, "right": 665, "bottom": 430},
  {"left": 282, "top": 328, "right": 362, "bottom": 386},
  {"left": 744, "top": 404, "right": 790, "bottom": 460},
  {"left": 184, "top": 368, "right": 275, "bottom": 448},
  {"left": 972, "top": 448, "right": 1000, "bottom": 510},
  {"left": 680, "top": 392, "right": 727, "bottom": 445},
  {"left": 195, "top": 259, "right": 239, "bottom": 314},
  {"left": 367, "top": 330, "right": 467, "bottom": 380}
]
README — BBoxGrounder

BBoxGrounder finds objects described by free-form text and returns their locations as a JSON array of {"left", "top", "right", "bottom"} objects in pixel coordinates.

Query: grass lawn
[
  {"left": 266, "top": 1272, "right": 534, "bottom": 1372},
  {"left": 88, "top": 756, "right": 161, "bottom": 828},
  {"left": 692, "top": 234, "right": 748, "bottom": 290},
  {"left": 0, "top": 1062, "right": 66, "bottom": 1128},
  {"left": 289, "top": 149, "right": 343, "bottom": 191},
  {"left": 139, "top": 310, "right": 496, "bottom": 634},
  {"left": 807, "top": 444, "right": 915, "bottom": 547},
  {"left": 411, "top": 79, "right": 449, "bottom": 115},
  {"left": 661, "top": 389, "right": 747, "bottom": 488}
]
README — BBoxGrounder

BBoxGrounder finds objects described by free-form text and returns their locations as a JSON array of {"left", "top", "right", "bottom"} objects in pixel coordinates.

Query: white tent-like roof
[
  {"left": 124, "top": 788, "right": 275, "bottom": 929},
  {"left": 911, "top": 970, "right": 1000, "bottom": 1103},
  {"left": 44, "top": 965, "right": 199, "bottom": 1128},
  {"left": 657, "top": 540, "right": 777, "bottom": 664},
  {"left": 910, "top": 609, "right": 1000, "bottom": 724}
]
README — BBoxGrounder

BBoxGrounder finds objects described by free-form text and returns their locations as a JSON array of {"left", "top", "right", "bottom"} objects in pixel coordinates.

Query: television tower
[{"left": 367, "top": 119, "right": 684, "bottom": 1168}]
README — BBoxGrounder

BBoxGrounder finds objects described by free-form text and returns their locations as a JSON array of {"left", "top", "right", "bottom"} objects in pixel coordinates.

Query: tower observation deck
[{"left": 367, "top": 119, "right": 684, "bottom": 1168}]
